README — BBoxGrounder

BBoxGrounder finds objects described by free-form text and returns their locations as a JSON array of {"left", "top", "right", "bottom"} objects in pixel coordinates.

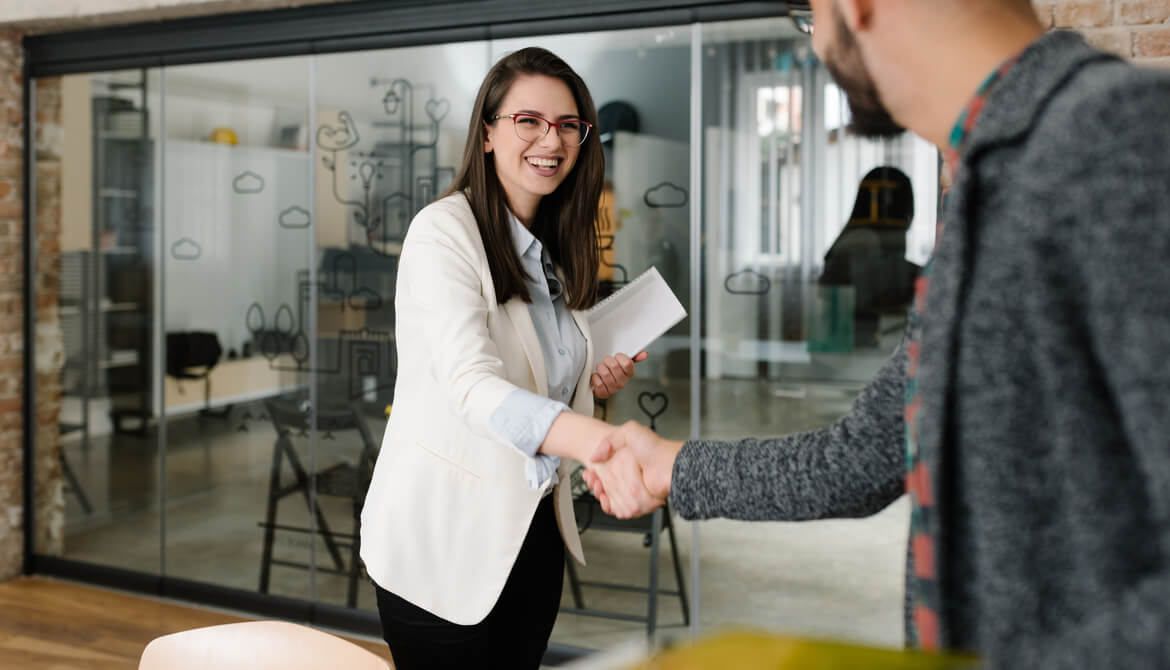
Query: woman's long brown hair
[{"left": 443, "top": 47, "right": 602, "bottom": 310}]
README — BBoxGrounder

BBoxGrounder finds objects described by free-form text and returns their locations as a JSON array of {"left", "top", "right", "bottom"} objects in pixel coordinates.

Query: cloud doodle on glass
[
  {"left": 232, "top": 170, "right": 265, "bottom": 194},
  {"left": 279, "top": 206, "right": 311, "bottom": 229},
  {"left": 643, "top": 182, "right": 688, "bottom": 208},
  {"left": 724, "top": 269, "right": 772, "bottom": 296},
  {"left": 171, "top": 237, "right": 202, "bottom": 261}
]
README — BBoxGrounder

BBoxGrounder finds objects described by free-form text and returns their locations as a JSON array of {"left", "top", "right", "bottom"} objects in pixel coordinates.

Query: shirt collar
[
  {"left": 508, "top": 210, "right": 540, "bottom": 260},
  {"left": 942, "top": 55, "right": 1021, "bottom": 181}
]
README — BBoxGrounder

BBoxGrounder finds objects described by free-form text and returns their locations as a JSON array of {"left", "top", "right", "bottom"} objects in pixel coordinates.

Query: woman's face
[{"left": 484, "top": 74, "right": 582, "bottom": 222}]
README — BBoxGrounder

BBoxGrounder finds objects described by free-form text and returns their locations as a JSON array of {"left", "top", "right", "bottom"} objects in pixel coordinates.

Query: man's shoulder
[{"left": 1027, "top": 57, "right": 1170, "bottom": 170}]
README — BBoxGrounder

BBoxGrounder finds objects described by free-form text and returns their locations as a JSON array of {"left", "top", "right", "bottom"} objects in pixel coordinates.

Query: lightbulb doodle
[{"left": 316, "top": 78, "right": 456, "bottom": 252}]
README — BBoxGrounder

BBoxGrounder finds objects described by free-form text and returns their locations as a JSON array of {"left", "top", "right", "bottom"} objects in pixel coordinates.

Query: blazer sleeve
[
  {"left": 396, "top": 205, "right": 524, "bottom": 445},
  {"left": 669, "top": 339, "right": 908, "bottom": 521}
]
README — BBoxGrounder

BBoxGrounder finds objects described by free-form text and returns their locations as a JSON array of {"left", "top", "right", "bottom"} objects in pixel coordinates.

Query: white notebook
[{"left": 586, "top": 267, "right": 687, "bottom": 359}]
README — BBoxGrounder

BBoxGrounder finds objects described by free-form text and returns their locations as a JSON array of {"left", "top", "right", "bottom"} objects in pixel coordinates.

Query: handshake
[{"left": 581, "top": 420, "right": 686, "bottom": 520}]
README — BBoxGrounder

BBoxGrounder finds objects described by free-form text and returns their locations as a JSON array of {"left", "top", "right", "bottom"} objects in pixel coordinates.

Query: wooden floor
[{"left": 0, "top": 576, "right": 393, "bottom": 669}]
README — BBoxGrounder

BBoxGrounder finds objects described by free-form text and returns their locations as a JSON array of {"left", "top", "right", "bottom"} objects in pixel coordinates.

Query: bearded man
[{"left": 586, "top": 1, "right": 1170, "bottom": 666}]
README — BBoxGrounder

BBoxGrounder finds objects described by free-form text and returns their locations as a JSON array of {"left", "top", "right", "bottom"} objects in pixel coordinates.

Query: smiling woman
[{"left": 358, "top": 47, "right": 648, "bottom": 670}]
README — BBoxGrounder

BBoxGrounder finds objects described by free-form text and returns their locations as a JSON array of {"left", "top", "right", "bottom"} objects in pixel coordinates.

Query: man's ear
[{"left": 836, "top": 0, "right": 875, "bottom": 33}]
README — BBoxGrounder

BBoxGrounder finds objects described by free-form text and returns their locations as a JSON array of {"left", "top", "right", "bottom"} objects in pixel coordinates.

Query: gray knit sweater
[{"left": 671, "top": 32, "right": 1170, "bottom": 669}]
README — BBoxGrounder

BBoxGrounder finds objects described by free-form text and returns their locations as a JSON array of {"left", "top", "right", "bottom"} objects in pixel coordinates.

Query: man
[{"left": 586, "top": 0, "right": 1170, "bottom": 666}]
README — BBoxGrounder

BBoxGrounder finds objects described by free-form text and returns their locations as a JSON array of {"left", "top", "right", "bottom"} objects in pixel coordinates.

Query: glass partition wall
[
  {"left": 50, "top": 69, "right": 163, "bottom": 574},
  {"left": 32, "top": 15, "right": 937, "bottom": 655},
  {"left": 695, "top": 18, "right": 934, "bottom": 648}
]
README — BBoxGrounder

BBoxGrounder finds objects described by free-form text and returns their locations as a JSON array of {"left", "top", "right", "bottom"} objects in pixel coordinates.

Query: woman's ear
[{"left": 483, "top": 122, "right": 493, "bottom": 154}]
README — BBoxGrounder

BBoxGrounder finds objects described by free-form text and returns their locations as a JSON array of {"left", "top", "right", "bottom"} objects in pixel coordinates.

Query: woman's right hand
[{"left": 585, "top": 437, "right": 664, "bottom": 519}]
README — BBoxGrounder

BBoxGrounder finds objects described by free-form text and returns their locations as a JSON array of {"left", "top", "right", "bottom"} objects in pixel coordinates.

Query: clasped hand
[{"left": 583, "top": 420, "right": 682, "bottom": 519}]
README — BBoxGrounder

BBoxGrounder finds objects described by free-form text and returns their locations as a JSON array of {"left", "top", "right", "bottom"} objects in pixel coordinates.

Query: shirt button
[{"left": 558, "top": 348, "right": 566, "bottom": 355}]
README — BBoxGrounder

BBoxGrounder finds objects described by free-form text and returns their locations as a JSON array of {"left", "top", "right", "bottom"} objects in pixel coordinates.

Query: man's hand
[
  {"left": 583, "top": 420, "right": 684, "bottom": 518},
  {"left": 586, "top": 446, "right": 661, "bottom": 519},
  {"left": 590, "top": 352, "right": 648, "bottom": 399}
]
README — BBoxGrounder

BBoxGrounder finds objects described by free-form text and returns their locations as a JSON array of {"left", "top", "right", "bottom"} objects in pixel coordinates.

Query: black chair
[
  {"left": 257, "top": 396, "right": 379, "bottom": 608},
  {"left": 561, "top": 485, "right": 690, "bottom": 636},
  {"left": 165, "top": 331, "right": 230, "bottom": 419}
]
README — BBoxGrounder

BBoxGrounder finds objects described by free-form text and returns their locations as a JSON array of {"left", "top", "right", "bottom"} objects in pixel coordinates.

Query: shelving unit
[{"left": 60, "top": 69, "right": 155, "bottom": 443}]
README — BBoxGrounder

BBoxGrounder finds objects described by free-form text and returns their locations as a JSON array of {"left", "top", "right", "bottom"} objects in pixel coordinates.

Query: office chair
[
  {"left": 561, "top": 483, "right": 690, "bottom": 636},
  {"left": 257, "top": 396, "right": 379, "bottom": 608},
  {"left": 165, "top": 331, "right": 231, "bottom": 419}
]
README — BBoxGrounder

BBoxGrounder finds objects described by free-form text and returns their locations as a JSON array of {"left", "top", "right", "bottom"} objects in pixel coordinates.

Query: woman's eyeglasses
[{"left": 491, "top": 112, "right": 593, "bottom": 146}]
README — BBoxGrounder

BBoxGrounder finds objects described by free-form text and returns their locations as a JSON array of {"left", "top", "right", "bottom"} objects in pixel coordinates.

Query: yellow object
[
  {"left": 384, "top": 404, "right": 393, "bottom": 418},
  {"left": 209, "top": 127, "right": 238, "bottom": 145},
  {"left": 630, "top": 630, "right": 978, "bottom": 670}
]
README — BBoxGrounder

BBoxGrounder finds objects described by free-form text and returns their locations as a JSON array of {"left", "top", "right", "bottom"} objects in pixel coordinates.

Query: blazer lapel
[
  {"left": 502, "top": 299, "right": 549, "bottom": 397},
  {"left": 568, "top": 309, "right": 594, "bottom": 413}
]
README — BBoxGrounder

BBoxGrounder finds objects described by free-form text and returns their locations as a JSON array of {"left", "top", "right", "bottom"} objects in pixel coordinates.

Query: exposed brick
[
  {"left": 0, "top": 199, "right": 21, "bottom": 220},
  {"left": 1034, "top": 1, "right": 1057, "bottom": 28},
  {"left": 1081, "top": 28, "right": 1134, "bottom": 56},
  {"left": 1119, "top": 0, "right": 1170, "bottom": 24},
  {"left": 1055, "top": 0, "right": 1115, "bottom": 28},
  {"left": 1135, "top": 27, "right": 1170, "bottom": 56},
  {"left": 0, "top": 29, "right": 25, "bottom": 588}
]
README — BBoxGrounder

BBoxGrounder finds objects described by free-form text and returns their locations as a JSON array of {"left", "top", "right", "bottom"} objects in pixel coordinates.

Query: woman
[
  {"left": 818, "top": 165, "right": 919, "bottom": 347},
  {"left": 360, "top": 47, "right": 650, "bottom": 669}
]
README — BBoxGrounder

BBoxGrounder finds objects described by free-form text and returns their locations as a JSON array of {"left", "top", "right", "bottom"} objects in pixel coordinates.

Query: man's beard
[{"left": 822, "top": 5, "right": 905, "bottom": 139}]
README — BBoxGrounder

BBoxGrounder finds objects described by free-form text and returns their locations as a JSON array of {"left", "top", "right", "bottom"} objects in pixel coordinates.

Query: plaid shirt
[{"left": 905, "top": 57, "right": 1019, "bottom": 651}]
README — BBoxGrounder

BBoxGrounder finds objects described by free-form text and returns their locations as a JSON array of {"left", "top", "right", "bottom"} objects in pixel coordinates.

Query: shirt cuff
[{"left": 489, "top": 388, "right": 568, "bottom": 488}]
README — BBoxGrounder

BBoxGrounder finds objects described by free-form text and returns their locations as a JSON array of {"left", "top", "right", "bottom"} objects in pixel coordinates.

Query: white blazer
[{"left": 360, "top": 192, "right": 591, "bottom": 625}]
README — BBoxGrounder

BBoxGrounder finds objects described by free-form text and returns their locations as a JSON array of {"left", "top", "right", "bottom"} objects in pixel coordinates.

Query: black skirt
[{"left": 374, "top": 494, "right": 565, "bottom": 670}]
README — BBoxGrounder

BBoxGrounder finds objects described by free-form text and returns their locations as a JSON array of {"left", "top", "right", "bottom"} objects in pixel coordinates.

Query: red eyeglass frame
[{"left": 491, "top": 112, "right": 593, "bottom": 144}]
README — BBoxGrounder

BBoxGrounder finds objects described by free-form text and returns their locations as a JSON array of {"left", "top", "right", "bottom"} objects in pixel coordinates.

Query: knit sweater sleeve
[{"left": 669, "top": 340, "right": 907, "bottom": 521}]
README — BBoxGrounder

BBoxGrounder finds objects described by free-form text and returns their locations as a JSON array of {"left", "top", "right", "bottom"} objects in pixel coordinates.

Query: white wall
[{"left": 163, "top": 139, "right": 311, "bottom": 355}]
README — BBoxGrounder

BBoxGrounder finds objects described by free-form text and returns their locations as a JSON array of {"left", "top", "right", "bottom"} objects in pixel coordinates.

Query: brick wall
[
  {"left": 0, "top": 29, "right": 25, "bottom": 580},
  {"left": 1035, "top": 0, "right": 1170, "bottom": 66},
  {"left": 33, "top": 76, "right": 64, "bottom": 560},
  {"left": 0, "top": 31, "right": 65, "bottom": 580}
]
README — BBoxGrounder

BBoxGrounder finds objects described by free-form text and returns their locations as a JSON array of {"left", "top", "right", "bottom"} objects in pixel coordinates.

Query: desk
[{"left": 163, "top": 355, "right": 303, "bottom": 415}]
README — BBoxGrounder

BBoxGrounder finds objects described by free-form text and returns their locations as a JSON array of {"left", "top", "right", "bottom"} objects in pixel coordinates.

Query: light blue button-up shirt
[{"left": 488, "top": 212, "right": 587, "bottom": 488}]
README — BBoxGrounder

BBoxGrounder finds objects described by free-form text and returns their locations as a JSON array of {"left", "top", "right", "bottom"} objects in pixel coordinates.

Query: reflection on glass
[
  {"left": 698, "top": 17, "right": 937, "bottom": 649},
  {"left": 31, "top": 14, "right": 940, "bottom": 659},
  {"left": 46, "top": 69, "right": 162, "bottom": 571},
  {"left": 311, "top": 43, "right": 489, "bottom": 611},
  {"left": 159, "top": 56, "right": 322, "bottom": 602}
]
